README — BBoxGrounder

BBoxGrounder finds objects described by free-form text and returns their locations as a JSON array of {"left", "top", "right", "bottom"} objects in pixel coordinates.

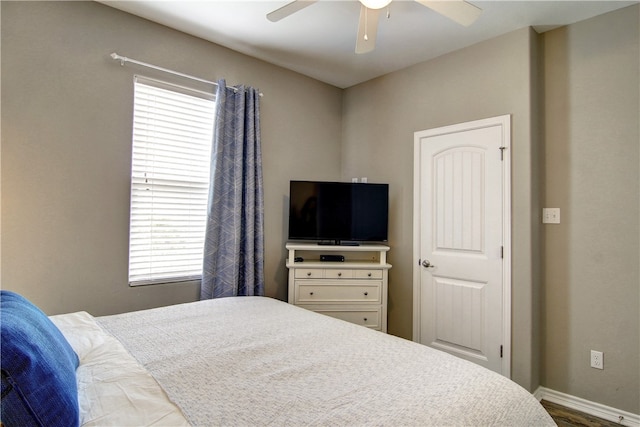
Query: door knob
[{"left": 422, "top": 259, "right": 435, "bottom": 268}]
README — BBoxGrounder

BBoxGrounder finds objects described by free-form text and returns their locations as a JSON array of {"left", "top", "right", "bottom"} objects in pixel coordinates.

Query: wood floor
[{"left": 541, "top": 400, "right": 623, "bottom": 427}]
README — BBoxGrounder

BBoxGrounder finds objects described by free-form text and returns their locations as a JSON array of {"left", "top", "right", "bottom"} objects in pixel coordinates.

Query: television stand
[{"left": 285, "top": 242, "right": 391, "bottom": 332}]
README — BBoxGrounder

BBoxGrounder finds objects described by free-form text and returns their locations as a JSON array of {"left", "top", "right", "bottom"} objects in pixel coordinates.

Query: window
[{"left": 128, "top": 76, "right": 216, "bottom": 286}]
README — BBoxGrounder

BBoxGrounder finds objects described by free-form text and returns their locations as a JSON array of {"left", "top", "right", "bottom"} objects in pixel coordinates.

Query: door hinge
[
  {"left": 499, "top": 146, "right": 506, "bottom": 161},
  {"left": 500, "top": 345, "right": 503, "bottom": 358}
]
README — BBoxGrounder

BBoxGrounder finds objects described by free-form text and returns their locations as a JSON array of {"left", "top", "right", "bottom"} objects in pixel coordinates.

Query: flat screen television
[{"left": 288, "top": 180, "right": 389, "bottom": 245}]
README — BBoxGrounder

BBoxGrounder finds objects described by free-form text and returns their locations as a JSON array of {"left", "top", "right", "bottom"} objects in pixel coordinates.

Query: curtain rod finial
[{"left": 110, "top": 52, "right": 125, "bottom": 66}]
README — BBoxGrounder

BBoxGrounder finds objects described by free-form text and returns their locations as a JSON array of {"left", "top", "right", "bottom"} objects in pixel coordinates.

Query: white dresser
[{"left": 286, "top": 243, "right": 391, "bottom": 332}]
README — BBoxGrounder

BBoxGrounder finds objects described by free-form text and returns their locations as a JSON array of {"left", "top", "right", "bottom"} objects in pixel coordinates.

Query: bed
[{"left": 1, "top": 291, "right": 555, "bottom": 426}]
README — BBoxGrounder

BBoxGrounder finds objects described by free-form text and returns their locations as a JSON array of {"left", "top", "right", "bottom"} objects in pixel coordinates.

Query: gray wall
[
  {"left": 1, "top": 1, "right": 342, "bottom": 315},
  {"left": 341, "top": 27, "right": 541, "bottom": 391},
  {"left": 541, "top": 6, "right": 639, "bottom": 414}
]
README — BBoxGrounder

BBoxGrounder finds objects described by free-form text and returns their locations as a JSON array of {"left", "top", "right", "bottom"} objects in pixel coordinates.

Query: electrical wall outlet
[
  {"left": 590, "top": 350, "right": 604, "bottom": 369},
  {"left": 543, "top": 208, "right": 561, "bottom": 224}
]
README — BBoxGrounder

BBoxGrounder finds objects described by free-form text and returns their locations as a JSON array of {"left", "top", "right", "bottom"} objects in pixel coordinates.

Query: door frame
[{"left": 412, "top": 114, "right": 512, "bottom": 378}]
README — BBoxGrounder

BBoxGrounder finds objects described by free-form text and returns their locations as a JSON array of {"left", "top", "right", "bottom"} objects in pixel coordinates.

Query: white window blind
[{"left": 128, "top": 76, "right": 216, "bottom": 286}]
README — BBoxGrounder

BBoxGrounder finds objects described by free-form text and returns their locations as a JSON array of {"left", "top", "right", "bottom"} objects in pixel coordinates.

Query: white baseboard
[{"left": 535, "top": 386, "right": 640, "bottom": 427}]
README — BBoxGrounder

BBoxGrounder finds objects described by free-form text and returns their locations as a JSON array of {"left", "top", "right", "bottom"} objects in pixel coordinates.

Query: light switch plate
[{"left": 543, "top": 208, "right": 561, "bottom": 224}]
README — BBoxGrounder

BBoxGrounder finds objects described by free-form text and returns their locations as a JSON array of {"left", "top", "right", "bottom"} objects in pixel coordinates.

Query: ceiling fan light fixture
[{"left": 359, "top": 0, "right": 392, "bottom": 10}]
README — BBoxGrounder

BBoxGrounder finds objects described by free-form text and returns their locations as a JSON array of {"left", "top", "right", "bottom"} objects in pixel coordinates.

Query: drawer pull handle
[
  {"left": 337, "top": 272, "right": 342, "bottom": 277},
  {"left": 364, "top": 292, "right": 368, "bottom": 296},
  {"left": 364, "top": 318, "right": 368, "bottom": 322},
  {"left": 307, "top": 272, "right": 312, "bottom": 277},
  {"left": 309, "top": 292, "right": 314, "bottom": 296},
  {"left": 367, "top": 272, "right": 372, "bottom": 277}
]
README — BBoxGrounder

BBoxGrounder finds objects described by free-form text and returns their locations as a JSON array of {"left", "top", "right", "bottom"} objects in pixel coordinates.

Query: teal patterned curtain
[{"left": 200, "top": 80, "right": 264, "bottom": 299}]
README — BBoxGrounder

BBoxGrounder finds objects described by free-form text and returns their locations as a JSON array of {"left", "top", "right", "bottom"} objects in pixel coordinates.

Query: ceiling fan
[{"left": 267, "top": 0, "right": 482, "bottom": 54}]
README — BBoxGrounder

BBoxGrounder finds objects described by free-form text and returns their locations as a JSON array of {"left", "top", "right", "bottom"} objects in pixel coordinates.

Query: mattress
[{"left": 52, "top": 296, "right": 554, "bottom": 426}]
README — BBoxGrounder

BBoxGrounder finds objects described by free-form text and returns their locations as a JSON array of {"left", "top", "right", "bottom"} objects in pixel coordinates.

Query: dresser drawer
[
  {"left": 294, "top": 268, "right": 325, "bottom": 279},
  {"left": 293, "top": 268, "right": 381, "bottom": 280},
  {"left": 315, "top": 308, "right": 381, "bottom": 329},
  {"left": 325, "top": 270, "right": 353, "bottom": 279},
  {"left": 295, "top": 283, "right": 381, "bottom": 304},
  {"left": 354, "top": 269, "right": 383, "bottom": 279}
]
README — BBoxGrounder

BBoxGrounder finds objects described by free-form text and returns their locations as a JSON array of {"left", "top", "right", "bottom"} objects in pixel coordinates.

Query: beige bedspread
[{"left": 92, "top": 296, "right": 554, "bottom": 426}]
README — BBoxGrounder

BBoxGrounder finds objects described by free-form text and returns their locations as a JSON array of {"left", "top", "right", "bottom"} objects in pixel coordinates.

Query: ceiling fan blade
[
  {"left": 355, "top": 5, "right": 380, "bottom": 54},
  {"left": 267, "top": 0, "right": 318, "bottom": 22},
  {"left": 415, "top": 0, "right": 482, "bottom": 26}
]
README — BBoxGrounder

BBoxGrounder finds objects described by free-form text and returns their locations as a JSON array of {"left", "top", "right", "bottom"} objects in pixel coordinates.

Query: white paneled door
[{"left": 413, "top": 115, "right": 511, "bottom": 377}]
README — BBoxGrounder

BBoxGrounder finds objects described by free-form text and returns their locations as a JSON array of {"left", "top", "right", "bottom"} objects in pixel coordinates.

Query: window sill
[{"left": 129, "top": 277, "right": 202, "bottom": 287}]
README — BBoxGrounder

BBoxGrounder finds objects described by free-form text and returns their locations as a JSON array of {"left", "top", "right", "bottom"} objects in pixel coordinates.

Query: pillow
[{"left": 1, "top": 290, "right": 80, "bottom": 427}]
